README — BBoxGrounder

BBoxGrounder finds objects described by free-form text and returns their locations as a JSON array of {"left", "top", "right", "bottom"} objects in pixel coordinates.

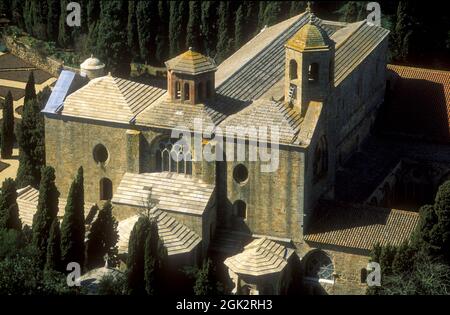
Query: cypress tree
[
  {"left": 215, "top": 1, "right": 231, "bottom": 63},
  {"left": 1, "top": 91, "right": 14, "bottom": 159},
  {"left": 127, "top": 216, "right": 151, "bottom": 295},
  {"left": 96, "top": 0, "right": 131, "bottom": 77},
  {"left": 433, "top": 180, "right": 450, "bottom": 261},
  {"left": 30, "top": 0, "right": 48, "bottom": 40},
  {"left": 393, "top": 1, "right": 415, "bottom": 62},
  {"left": 135, "top": 0, "right": 158, "bottom": 64},
  {"left": 60, "top": 167, "right": 85, "bottom": 270},
  {"left": 169, "top": 1, "right": 188, "bottom": 57},
  {"left": 379, "top": 244, "right": 397, "bottom": 277},
  {"left": 23, "top": 0, "right": 33, "bottom": 35},
  {"left": 10, "top": 0, "right": 25, "bottom": 29},
  {"left": 186, "top": 1, "right": 201, "bottom": 51},
  {"left": 234, "top": 5, "right": 244, "bottom": 51},
  {"left": 32, "top": 166, "right": 60, "bottom": 268},
  {"left": 86, "top": 0, "right": 100, "bottom": 28},
  {"left": 200, "top": 1, "right": 218, "bottom": 57},
  {"left": 192, "top": 259, "right": 222, "bottom": 295},
  {"left": 86, "top": 201, "right": 119, "bottom": 270},
  {"left": 24, "top": 71, "right": 36, "bottom": 106},
  {"left": 126, "top": 0, "right": 139, "bottom": 61},
  {"left": 0, "top": 178, "right": 22, "bottom": 231},
  {"left": 45, "top": 218, "right": 61, "bottom": 272},
  {"left": 58, "top": 0, "right": 71, "bottom": 47},
  {"left": 258, "top": 1, "right": 267, "bottom": 29},
  {"left": 46, "top": 0, "right": 60, "bottom": 42},
  {"left": 15, "top": 97, "right": 43, "bottom": 188},
  {"left": 144, "top": 218, "right": 167, "bottom": 295},
  {"left": 155, "top": 0, "right": 170, "bottom": 64},
  {"left": 243, "top": 1, "right": 259, "bottom": 41},
  {"left": 263, "top": 1, "right": 283, "bottom": 27},
  {"left": 289, "top": 1, "right": 307, "bottom": 17}
]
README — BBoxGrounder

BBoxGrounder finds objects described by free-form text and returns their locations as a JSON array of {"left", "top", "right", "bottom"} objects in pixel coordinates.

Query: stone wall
[
  {"left": 2, "top": 34, "right": 63, "bottom": 76},
  {"left": 45, "top": 116, "right": 131, "bottom": 203}
]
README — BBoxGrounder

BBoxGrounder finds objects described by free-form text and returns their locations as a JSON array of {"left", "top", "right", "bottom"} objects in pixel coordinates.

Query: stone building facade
[{"left": 36, "top": 9, "right": 448, "bottom": 295}]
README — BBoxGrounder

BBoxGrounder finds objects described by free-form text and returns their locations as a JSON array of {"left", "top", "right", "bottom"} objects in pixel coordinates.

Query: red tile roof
[
  {"left": 385, "top": 65, "right": 450, "bottom": 143},
  {"left": 304, "top": 200, "right": 419, "bottom": 251}
]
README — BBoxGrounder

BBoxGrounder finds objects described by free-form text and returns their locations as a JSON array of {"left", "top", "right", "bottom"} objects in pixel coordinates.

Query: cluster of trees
[
  {"left": 0, "top": 165, "right": 120, "bottom": 294},
  {"left": 0, "top": 71, "right": 47, "bottom": 188},
  {"left": 2, "top": 1, "right": 447, "bottom": 77},
  {"left": 368, "top": 180, "right": 450, "bottom": 295}
]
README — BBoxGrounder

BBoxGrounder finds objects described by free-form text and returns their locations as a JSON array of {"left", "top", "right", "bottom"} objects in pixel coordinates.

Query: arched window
[
  {"left": 175, "top": 81, "right": 181, "bottom": 99},
  {"left": 313, "top": 136, "right": 328, "bottom": 181},
  {"left": 99, "top": 178, "right": 113, "bottom": 200},
  {"left": 308, "top": 63, "right": 319, "bottom": 82},
  {"left": 197, "top": 82, "right": 204, "bottom": 101},
  {"left": 156, "top": 137, "right": 192, "bottom": 175},
  {"left": 305, "top": 250, "right": 334, "bottom": 282},
  {"left": 289, "top": 59, "right": 298, "bottom": 80},
  {"left": 184, "top": 82, "right": 190, "bottom": 100},
  {"left": 233, "top": 200, "right": 247, "bottom": 219}
]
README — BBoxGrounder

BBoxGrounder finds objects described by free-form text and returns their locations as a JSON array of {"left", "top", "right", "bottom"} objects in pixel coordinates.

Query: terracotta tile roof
[
  {"left": 385, "top": 65, "right": 450, "bottom": 143},
  {"left": 224, "top": 237, "right": 294, "bottom": 276},
  {"left": 304, "top": 200, "right": 419, "bottom": 251}
]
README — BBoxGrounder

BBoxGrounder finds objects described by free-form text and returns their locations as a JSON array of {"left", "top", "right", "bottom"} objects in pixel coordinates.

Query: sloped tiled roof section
[
  {"left": 112, "top": 172, "right": 215, "bottom": 216},
  {"left": 304, "top": 200, "right": 420, "bottom": 251},
  {"left": 332, "top": 22, "right": 390, "bottom": 85},
  {"left": 117, "top": 210, "right": 201, "bottom": 256},
  {"left": 16, "top": 186, "right": 96, "bottom": 227},
  {"left": 385, "top": 65, "right": 450, "bottom": 143},
  {"left": 224, "top": 237, "right": 294, "bottom": 276},
  {"left": 216, "top": 13, "right": 388, "bottom": 101},
  {"left": 219, "top": 99, "right": 303, "bottom": 145},
  {"left": 165, "top": 49, "right": 217, "bottom": 75},
  {"left": 61, "top": 75, "right": 166, "bottom": 124}
]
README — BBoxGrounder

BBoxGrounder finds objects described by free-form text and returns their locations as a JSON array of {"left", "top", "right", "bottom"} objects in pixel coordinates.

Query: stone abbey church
[{"left": 15, "top": 8, "right": 450, "bottom": 295}]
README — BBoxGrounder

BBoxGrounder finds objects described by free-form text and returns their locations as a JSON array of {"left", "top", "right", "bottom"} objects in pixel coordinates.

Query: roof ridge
[{"left": 388, "top": 64, "right": 450, "bottom": 75}]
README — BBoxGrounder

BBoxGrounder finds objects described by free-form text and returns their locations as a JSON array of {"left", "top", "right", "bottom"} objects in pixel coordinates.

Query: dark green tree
[
  {"left": 0, "top": 178, "right": 22, "bottom": 231},
  {"left": 155, "top": 0, "right": 170, "bottom": 64},
  {"left": 126, "top": 216, "right": 151, "bottom": 295},
  {"left": 96, "top": 0, "right": 131, "bottom": 77},
  {"left": 30, "top": 0, "right": 48, "bottom": 40},
  {"left": 200, "top": 1, "right": 218, "bottom": 57},
  {"left": 46, "top": 0, "right": 60, "bottom": 42},
  {"left": 185, "top": 259, "right": 223, "bottom": 295},
  {"left": 45, "top": 218, "right": 61, "bottom": 272},
  {"left": 86, "top": 201, "right": 119, "bottom": 270},
  {"left": 379, "top": 244, "right": 397, "bottom": 277},
  {"left": 24, "top": 71, "right": 36, "bottom": 106},
  {"left": 144, "top": 218, "right": 167, "bottom": 295},
  {"left": 86, "top": 0, "right": 100, "bottom": 28},
  {"left": 169, "top": 1, "right": 188, "bottom": 57},
  {"left": 1, "top": 91, "right": 14, "bottom": 159},
  {"left": 126, "top": 0, "right": 139, "bottom": 60},
  {"left": 10, "top": 0, "right": 25, "bottom": 29},
  {"left": 32, "top": 166, "right": 60, "bottom": 268},
  {"left": 289, "top": 1, "right": 307, "bottom": 17},
  {"left": 433, "top": 180, "right": 450, "bottom": 261},
  {"left": 262, "top": 1, "right": 283, "bottom": 27},
  {"left": 392, "top": 1, "right": 415, "bottom": 62},
  {"left": 186, "top": 1, "right": 201, "bottom": 51},
  {"left": 234, "top": 4, "right": 244, "bottom": 51},
  {"left": 60, "top": 167, "right": 85, "bottom": 270},
  {"left": 258, "top": 1, "right": 267, "bottom": 30},
  {"left": 215, "top": 1, "right": 231, "bottom": 63},
  {"left": 135, "top": 0, "right": 158, "bottom": 64},
  {"left": 58, "top": 0, "right": 72, "bottom": 47},
  {"left": 392, "top": 241, "right": 414, "bottom": 274}
]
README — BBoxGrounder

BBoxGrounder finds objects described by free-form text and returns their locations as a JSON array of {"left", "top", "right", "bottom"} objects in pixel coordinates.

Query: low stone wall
[{"left": 1, "top": 34, "right": 63, "bottom": 76}]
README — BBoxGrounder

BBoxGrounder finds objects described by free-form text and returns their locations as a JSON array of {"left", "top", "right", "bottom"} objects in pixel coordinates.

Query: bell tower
[
  {"left": 284, "top": 11, "right": 335, "bottom": 116},
  {"left": 165, "top": 48, "right": 217, "bottom": 105}
]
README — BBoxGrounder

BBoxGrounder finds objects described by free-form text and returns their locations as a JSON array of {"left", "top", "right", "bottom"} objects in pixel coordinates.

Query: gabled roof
[
  {"left": 61, "top": 75, "right": 166, "bottom": 123},
  {"left": 112, "top": 172, "right": 215, "bottom": 216},
  {"left": 165, "top": 49, "right": 216, "bottom": 75},
  {"left": 224, "top": 237, "right": 294, "bottom": 276},
  {"left": 304, "top": 200, "right": 420, "bottom": 251},
  {"left": 117, "top": 209, "right": 201, "bottom": 256}
]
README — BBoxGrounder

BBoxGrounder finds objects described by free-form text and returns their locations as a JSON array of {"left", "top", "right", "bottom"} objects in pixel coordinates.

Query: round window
[
  {"left": 93, "top": 144, "right": 109, "bottom": 164},
  {"left": 233, "top": 164, "right": 248, "bottom": 184}
]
